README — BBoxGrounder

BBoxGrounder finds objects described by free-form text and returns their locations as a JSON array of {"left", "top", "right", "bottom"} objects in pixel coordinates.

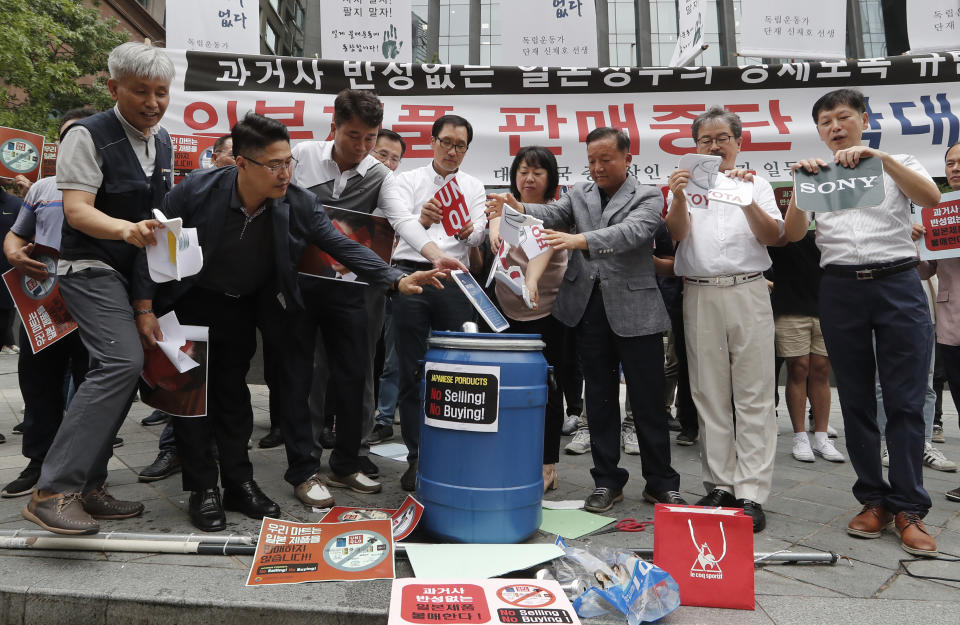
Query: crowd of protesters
[{"left": 1, "top": 42, "right": 958, "bottom": 560}]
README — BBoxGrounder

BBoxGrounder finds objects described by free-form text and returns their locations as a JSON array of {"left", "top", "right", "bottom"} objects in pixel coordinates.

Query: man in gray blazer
[{"left": 487, "top": 127, "right": 684, "bottom": 512}]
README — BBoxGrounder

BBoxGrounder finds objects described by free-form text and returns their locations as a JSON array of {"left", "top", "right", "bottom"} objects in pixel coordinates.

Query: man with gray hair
[
  {"left": 22, "top": 42, "right": 174, "bottom": 535},
  {"left": 665, "top": 106, "right": 784, "bottom": 532}
]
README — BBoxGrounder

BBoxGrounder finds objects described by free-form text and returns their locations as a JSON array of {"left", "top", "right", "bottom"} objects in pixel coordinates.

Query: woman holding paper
[{"left": 488, "top": 147, "right": 568, "bottom": 493}]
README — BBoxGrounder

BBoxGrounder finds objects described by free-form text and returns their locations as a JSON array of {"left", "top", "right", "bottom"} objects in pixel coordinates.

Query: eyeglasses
[
  {"left": 433, "top": 137, "right": 469, "bottom": 154},
  {"left": 696, "top": 134, "right": 734, "bottom": 147},
  {"left": 243, "top": 155, "right": 298, "bottom": 174},
  {"left": 371, "top": 149, "right": 401, "bottom": 166}
]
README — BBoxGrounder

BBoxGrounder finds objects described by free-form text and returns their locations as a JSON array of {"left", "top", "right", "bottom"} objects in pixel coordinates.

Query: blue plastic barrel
[{"left": 417, "top": 331, "right": 547, "bottom": 543}]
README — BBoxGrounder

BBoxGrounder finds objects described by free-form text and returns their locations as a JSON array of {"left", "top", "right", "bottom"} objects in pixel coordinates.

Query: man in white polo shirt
[{"left": 665, "top": 106, "right": 783, "bottom": 533}]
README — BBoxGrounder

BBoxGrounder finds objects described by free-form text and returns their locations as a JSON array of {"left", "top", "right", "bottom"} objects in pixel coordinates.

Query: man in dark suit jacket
[
  {"left": 486, "top": 127, "right": 684, "bottom": 513},
  {"left": 131, "top": 113, "right": 440, "bottom": 531}
]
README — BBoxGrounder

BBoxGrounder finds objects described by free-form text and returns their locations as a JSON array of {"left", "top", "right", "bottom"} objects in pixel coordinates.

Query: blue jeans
[{"left": 375, "top": 306, "right": 400, "bottom": 426}]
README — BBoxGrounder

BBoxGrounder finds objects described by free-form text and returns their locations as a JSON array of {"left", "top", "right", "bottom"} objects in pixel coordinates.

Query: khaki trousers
[{"left": 684, "top": 278, "right": 777, "bottom": 503}]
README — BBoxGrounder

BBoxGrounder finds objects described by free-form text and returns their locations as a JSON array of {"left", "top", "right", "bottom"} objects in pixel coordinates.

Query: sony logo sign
[{"left": 797, "top": 176, "right": 880, "bottom": 195}]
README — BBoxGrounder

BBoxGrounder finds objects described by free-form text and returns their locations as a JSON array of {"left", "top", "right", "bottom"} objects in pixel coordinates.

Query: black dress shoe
[
  {"left": 400, "top": 462, "right": 418, "bottom": 492},
  {"left": 368, "top": 424, "right": 394, "bottom": 444},
  {"left": 223, "top": 480, "right": 280, "bottom": 519},
  {"left": 138, "top": 450, "right": 181, "bottom": 482},
  {"left": 666, "top": 417, "right": 682, "bottom": 432},
  {"left": 258, "top": 427, "right": 284, "bottom": 449},
  {"left": 738, "top": 499, "right": 766, "bottom": 533},
  {"left": 584, "top": 487, "right": 624, "bottom": 513},
  {"left": 141, "top": 410, "right": 171, "bottom": 426},
  {"left": 359, "top": 456, "right": 379, "bottom": 478},
  {"left": 695, "top": 488, "right": 738, "bottom": 508},
  {"left": 189, "top": 488, "right": 226, "bottom": 532},
  {"left": 642, "top": 489, "right": 688, "bottom": 505},
  {"left": 12, "top": 422, "right": 23, "bottom": 434},
  {"left": 319, "top": 425, "right": 336, "bottom": 450}
]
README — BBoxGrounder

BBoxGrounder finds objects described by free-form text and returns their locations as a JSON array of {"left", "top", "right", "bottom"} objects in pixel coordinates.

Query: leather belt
[
  {"left": 392, "top": 260, "right": 434, "bottom": 273},
  {"left": 685, "top": 272, "right": 763, "bottom": 287},
  {"left": 823, "top": 258, "right": 919, "bottom": 280}
]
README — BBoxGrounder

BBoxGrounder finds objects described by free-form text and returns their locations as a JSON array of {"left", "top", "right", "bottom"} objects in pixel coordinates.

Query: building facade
[{"left": 89, "top": 0, "right": 166, "bottom": 43}]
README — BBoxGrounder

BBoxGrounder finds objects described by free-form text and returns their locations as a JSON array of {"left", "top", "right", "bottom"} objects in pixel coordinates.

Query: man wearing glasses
[
  {"left": 370, "top": 129, "right": 405, "bottom": 172},
  {"left": 392, "top": 114, "right": 486, "bottom": 491},
  {"left": 132, "top": 113, "right": 441, "bottom": 531},
  {"left": 665, "top": 106, "right": 784, "bottom": 533}
]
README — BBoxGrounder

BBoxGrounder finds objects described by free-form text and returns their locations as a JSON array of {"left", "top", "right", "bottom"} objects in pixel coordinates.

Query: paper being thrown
[
  {"left": 155, "top": 311, "right": 200, "bottom": 373},
  {"left": 147, "top": 209, "right": 203, "bottom": 283}
]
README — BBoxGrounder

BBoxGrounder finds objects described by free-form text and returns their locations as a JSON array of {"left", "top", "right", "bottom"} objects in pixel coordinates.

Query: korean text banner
[{"left": 163, "top": 49, "right": 960, "bottom": 187}]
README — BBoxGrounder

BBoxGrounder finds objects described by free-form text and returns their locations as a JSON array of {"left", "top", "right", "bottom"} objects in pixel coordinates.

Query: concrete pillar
[
  {"left": 595, "top": 0, "right": 610, "bottom": 66},
  {"left": 427, "top": 0, "right": 440, "bottom": 62},
  {"left": 634, "top": 0, "right": 652, "bottom": 66}
]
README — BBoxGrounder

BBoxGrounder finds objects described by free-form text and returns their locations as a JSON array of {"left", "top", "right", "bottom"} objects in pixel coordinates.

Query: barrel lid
[{"left": 428, "top": 331, "right": 545, "bottom": 351}]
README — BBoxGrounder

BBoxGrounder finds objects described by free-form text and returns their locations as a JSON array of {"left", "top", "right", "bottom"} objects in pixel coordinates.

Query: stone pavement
[{"left": 0, "top": 352, "right": 959, "bottom": 624}]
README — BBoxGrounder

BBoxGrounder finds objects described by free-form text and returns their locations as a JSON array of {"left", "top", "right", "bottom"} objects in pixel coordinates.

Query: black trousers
[
  {"left": 393, "top": 280, "right": 474, "bottom": 464},
  {"left": 276, "top": 277, "right": 368, "bottom": 479},
  {"left": 937, "top": 343, "right": 960, "bottom": 431},
  {"left": 577, "top": 286, "right": 679, "bottom": 493},
  {"left": 559, "top": 325, "right": 583, "bottom": 417},
  {"left": 819, "top": 271, "right": 932, "bottom": 515},
  {"left": 668, "top": 306, "right": 698, "bottom": 433},
  {"left": 505, "top": 314, "right": 565, "bottom": 465},
  {"left": 172, "top": 288, "right": 265, "bottom": 491},
  {"left": 17, "top": 326, "right": 87, "bottom": 470}
]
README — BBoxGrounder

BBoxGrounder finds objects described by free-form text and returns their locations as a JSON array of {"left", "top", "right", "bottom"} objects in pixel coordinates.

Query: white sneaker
[
  {"left": 881, "top": 446, "right": 889, "bottom": 467},
  {"left": 561, "top": 413, "right": 580, "bottom": 436},
  {"left": 923, "top": 442, "right": 958, "bottom": 472},
  {"left": 621, "top": 423, "right": 639, "bottom": 455},
  {"left": 564, "top": 427, "right": 591, "bottom": 455},
  {"left": 812, "top": 438, "right": 846, "bottom": 463},
  {"left": 808, "top": 418, "right": 838, "bottom": 438},
  {"left": 792, "top": 434, "right": 815, "bottom": 462}
]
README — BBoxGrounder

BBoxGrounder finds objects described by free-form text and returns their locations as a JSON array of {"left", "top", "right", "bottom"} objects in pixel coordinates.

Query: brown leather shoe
[
  {"left": 894, "top": 511, "right": 938, "bottom": 557},
  {"left": 22, "top": 490, "right": 99, "bottom": 535},
  {"left": 847, "top": 502, "right": 893, "bottom": 538},
  {"left": 81, "top": 486, "right": 144, "bottom": 519}
]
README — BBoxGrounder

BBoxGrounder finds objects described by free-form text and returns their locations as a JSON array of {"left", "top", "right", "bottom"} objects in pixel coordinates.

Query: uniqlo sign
[
  {"left": 653, "top": 504, "right": 755, "bottom": 610},
  {"left": 435, "top": 177, "right": 472, "bottom": 236}
]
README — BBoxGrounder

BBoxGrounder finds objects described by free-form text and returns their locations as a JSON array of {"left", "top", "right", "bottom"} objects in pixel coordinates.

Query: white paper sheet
[{"left": 147, "top": 209, "right": 204, "bottom": 283}]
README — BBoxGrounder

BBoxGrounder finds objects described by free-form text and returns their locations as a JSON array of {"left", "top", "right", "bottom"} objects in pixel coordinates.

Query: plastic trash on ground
[{"left": 546, "top": 537, "right": 680, "bottom": 624}]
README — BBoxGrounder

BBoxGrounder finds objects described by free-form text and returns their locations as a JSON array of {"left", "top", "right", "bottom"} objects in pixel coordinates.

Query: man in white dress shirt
[
  {"left": 665, "top": 106, "right": 783, "bottom": 532},
  {"left": 784, "top": 88, "right": 941, "bottom": 557},
  {"left": 392, "top": 114, "right": 486, "bottom": 491}
]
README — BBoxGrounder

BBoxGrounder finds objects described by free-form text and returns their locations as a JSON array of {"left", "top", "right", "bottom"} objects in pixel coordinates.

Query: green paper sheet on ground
[
  {"left": 404, "top": 543, "right": 564, "bottom": 579},
  {"left": 539, "top": 508, "right": 616, "bottom": 539}
]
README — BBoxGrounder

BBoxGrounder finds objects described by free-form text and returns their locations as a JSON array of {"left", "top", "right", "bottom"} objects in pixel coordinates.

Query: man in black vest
[
  {"left": 284, "top": 90, "right": 464, "bottom": 506},
  {"left": 131, "top": 113, "right": 441, "bottom": 531},
  {"left": 22, "top": 42, "right": 174, "bottom": 535}
]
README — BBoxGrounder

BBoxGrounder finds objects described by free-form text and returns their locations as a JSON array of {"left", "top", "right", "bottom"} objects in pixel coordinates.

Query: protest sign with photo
[
  {"left": 139, "top": 322, "right": 208, "bottom": 418},
  {"left": 171, "top": 134, "right": 219, "bottom": 183},
  {"left": 0, "top": 126, "right": 45, "bottom": 183},
  {"left": 2, "top": 248, "right": 77, "bottom": 354},
  {"left": 318, "top": 495, "right": 424, "bottom": 541},
  {"left": 793, "top": 158, "right": 886, "bottom": 212},
  {"left": 912, "top": 190, "right": 960, "bottom": 260},
  {"left": 246, "top": 517, "right": 394, "bottom": 586},
  {"left": 297, "top": 205, "right": 395, "bottom": 284}
]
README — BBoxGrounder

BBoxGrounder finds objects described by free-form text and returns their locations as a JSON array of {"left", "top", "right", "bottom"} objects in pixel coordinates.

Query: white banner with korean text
[
  {"left": 163, "top": 50, "right": 960, "bottom": 187},
  {"left": 670, "top": 0, "right": 707, "bottom": 67},
  {"left": 322, "top": 0, "right": 412, "bottom": 63},
  {"left": 739, "top": 0, "right": 846, "bottom": 60},
  {"left": 500, "top": 0, "right": 598, "bottom": 67},
  {"left": 165, "top": 0, "right": 259, "bottom": 54},
  {"left": 908, "top": 0, "right": 960, "bottom": 54}
]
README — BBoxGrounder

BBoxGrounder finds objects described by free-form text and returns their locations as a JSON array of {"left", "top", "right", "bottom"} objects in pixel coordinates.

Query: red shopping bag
[{"left": 652, "top": 503, "right": 755, "bottom": 610}]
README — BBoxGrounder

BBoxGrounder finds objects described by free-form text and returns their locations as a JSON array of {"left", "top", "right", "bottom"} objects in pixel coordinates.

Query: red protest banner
[
  {"left": 435, "top": 176, "right": 471, "bottom": 236},
  {"left": 1, "top": 248, "right": 77, "bottom": 354},
  {"left": 171, "top": 134, "right": 219, "bottom": 183},
  {"left": 0, "top": 126, "right": 45, "bottom": 183}
]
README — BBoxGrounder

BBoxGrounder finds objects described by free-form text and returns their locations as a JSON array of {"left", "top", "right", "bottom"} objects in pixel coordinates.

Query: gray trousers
[
  {"left": 37, "top": 269, "right": 142, "bottom": 494},
  {"left": 308, "top": 286, "right": 386, "bottom": 458}
]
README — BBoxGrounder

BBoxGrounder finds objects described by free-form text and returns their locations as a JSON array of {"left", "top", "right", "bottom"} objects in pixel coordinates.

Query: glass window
[
  {"left": 264, "top": 24, "right": 277, "bottom": 53},
  {"left": 295, "top": 3, "right": 305, "bottom": 28},
  {"left": 268, "top": 0, "right": 279, "bottom": 15}
]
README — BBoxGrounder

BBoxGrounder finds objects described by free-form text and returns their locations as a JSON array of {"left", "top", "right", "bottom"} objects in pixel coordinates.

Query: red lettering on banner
[
  {"left": 498, "top": 105, "right": 566, "bottom": 156},
  {"left": 395, "top": 105, "right": 455, "bottom": 159},
  {"left": 650, "top": 104, "right": 705, "bottom": 155},
  {"left": 183, "top": 100, "right": 313, "bottom": 139},
  {"left": 575, "top": 104, "right": 641, "bottom": 155},
  {"left": 725, "top": 101, "right": 792, "bottom": 151},
  {"left": 435, "top": 177, "right": 471, "bottom": 237}
]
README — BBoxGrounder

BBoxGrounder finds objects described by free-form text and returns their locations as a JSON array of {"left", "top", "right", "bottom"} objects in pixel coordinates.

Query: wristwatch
[{"left": 392, "top": 273, "right": 409, "bottom": 292}]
